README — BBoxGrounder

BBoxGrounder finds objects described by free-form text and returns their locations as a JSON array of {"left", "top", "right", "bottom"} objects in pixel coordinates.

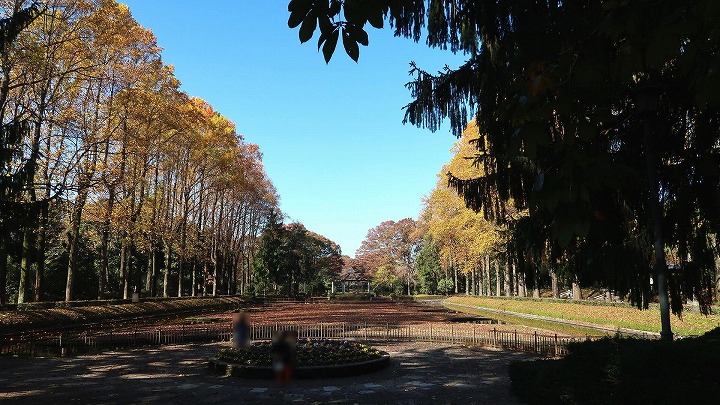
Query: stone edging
[{"left": 208, "top": 352, "right": 390, "bottom": 379}]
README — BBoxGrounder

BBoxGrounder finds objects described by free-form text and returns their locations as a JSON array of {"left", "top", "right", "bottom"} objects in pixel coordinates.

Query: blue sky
[{"left": 121, "top": 1, "right": 467, "bottom": 257}]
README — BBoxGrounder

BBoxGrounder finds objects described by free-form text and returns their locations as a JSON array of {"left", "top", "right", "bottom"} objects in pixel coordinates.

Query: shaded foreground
[
  {"left": 510, "top": 327, "right": 720, "bottom": 404},
  {"left": 0, "top": 341, "right": 534, "bottom": 404}
]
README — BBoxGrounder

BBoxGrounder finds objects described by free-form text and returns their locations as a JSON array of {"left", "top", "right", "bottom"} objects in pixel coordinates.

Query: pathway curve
[{"left": 0, "top": 341, "right": 535, "bottom": 404}]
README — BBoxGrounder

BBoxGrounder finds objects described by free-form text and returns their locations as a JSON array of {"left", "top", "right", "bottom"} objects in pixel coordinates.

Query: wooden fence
[{"left": 0, "top": 322, "right": 595, "bottom": 357}]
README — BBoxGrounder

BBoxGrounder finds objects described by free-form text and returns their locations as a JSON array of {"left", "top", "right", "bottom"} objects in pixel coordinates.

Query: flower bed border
[{"left": 208, "top": 352, "right": 390, "bottom": 379}]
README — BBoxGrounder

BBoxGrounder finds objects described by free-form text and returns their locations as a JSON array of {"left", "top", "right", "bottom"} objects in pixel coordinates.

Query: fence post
[
  {"left": 534, "top": 331, "right": 538, "bottom": 354},
  {"left": 514, "top": 330, "right": 518, "bottom": 350},
  {"left": 493, "top": 328, "right": 497, "bottom": 348},
  {"left": 554, "top": 334, "right": 558, "bottom": 356}
]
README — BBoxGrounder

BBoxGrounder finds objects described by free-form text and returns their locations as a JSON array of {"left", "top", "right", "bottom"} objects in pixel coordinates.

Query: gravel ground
[{"left": 0, "top": 341, "right": 536, "bottom": 404}]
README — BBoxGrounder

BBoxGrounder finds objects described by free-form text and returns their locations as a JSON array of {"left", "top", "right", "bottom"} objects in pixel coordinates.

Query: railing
[{"left": 0, "top": 322, "right": 596, "bottom": 358}]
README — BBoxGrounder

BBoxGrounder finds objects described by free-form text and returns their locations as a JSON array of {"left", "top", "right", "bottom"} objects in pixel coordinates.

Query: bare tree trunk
[
  {"left": 0, "top": 233, "right": 7, "bottom": 304},
  {"left": 572, "top": 276, "right": 582, "bottom": 300},
  {"left": 99, "top": 187, "right": 114, "bottom": 298},
  {"left": 34, "top": 202, "right": 47, "bottom": 302},
  {"left": 533, "top": 266, "right": 541, "bottom": 298},
  {"left": 177, "top": 256, "right": 184, "bottom": 297},
  {"left": 494, "top": 259, "right": 501, "bottom": 296},
  {"left": 66, "top": 187, "right": 90, "bottom": 302},
  {"left": 471, "top": 268, "right": 476, "bottom": 295},
  {"left": 551, "top": 270, "right": 560, "bottom": 298},
  {"left": 484, "top": 256, "right": 491, "bottom": 296},
  {"left": 163, "top": 241, "right": 171, "bottom": 297},
  {"left": 715, "top": 252, "right": 720, "bottom": 303},
  {"left": 643, "top": 117, "right": 673, "bottom": 341},
  {"left": 191, "top": 260, "right": 197, "bottom": 297},
  {"left": 146, "top": 245, "right": 157, "bottom": 297},
  {"left": 453, "top": 264, "right": 458, "bottom": 294},
  {"left": 503, "top": 258, "right": 513, "bottom": 297},
  {"left": 17, "top": 230, "right": 32, "bottom": 303},
  {"left": 515, "top": 262, "right": 526, "bottom": 297},
  {"left": 119, "top": 243, "right": 128, "bottom": 299}
]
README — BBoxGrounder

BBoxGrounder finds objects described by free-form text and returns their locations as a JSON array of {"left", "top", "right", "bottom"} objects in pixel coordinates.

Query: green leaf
[
  {"left": 322, "top": 29, "right": 340, "bottom": 64},
  {"left": 368, "top": 11, "right": 384, "bottom": 29},
  {"left": 299, "top": 15, "right": 317, "bottom": 43},
  {"left": 342, "top": 30, "right": 360, "bottom": 62},
  {"left": 288, "top": 0, "right": 312, "bottom": 12},
  {"left": 344, "top": 0, "right": 366, "bottom": 26},
  {"left": 317, "top": 18, "right": 334, "bottom": 50},
  {"left": 318, "top": 30, "right": 327, "bottom": 50},
  {"left": 329, "top": 0, "right": 342, "bottom": 15},
  {"left": 346, "top": 24, "right": 369, "bottom": 46},
  {"left": 288, "top": 9, "right": 307, "bottom": 28},
  {"left": 318, "top": 15, "right": 333, "bottom": 34}
]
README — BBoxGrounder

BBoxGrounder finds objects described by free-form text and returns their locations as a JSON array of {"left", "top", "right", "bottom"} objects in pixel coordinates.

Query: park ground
[{"left": 0, "top": 299, "right": 541, "bottom": 404}]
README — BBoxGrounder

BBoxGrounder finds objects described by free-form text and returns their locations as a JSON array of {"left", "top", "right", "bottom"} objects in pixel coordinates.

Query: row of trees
[
  {"left": 0, "top": 0, "right": 278, "bottom": 303},
  {"left": 352, "top": 123, "right": 526, "bottom": 298}
]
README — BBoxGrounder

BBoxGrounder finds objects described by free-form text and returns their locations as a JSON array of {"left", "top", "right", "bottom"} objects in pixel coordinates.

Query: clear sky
[{"left": 120, "top": 1, "right": 467, "bottom": 257}]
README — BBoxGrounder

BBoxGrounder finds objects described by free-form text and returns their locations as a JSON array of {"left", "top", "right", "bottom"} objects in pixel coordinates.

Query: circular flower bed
[
  {"left": 216, "top": 339, "right": 383, "bottom": 367},
  {"left": 210, "top": 339, "right": 390, "bottom": 379}
]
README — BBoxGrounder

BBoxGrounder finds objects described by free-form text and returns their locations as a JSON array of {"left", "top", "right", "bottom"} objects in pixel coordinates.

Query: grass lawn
[{"left": 446, "top": 296, "right": 720, "bottom": 337}]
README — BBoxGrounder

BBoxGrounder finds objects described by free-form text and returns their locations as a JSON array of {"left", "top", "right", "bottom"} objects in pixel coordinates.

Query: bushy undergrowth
[
  {"left": 216, "top": 339, "right": 383, "bottom": 367},
  {"left": 510, "top": 328, "right": 720, "bottom": 404}
]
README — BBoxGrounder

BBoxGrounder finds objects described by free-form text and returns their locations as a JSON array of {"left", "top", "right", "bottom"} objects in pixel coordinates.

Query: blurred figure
[
  {"left": 232, "top": 312, "right": 250, "bottom": 348},
  {"left": 271, "top": 330, "right": 297, "bottom": 383}
]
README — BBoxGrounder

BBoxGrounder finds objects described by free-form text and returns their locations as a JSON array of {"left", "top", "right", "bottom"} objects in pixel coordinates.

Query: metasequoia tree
[
  {"left": 0, "top": 0, "right": 279, "bottom": 302},
  {"left": 289, "top": 0, "right": 720, "bottom": 341}
]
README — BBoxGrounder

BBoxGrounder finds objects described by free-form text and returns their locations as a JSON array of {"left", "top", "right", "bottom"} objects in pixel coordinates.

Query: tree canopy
[
  {"left": 253, "top": 216, "right": 343, "bottom": 297},
  {"left": 289, "top": 0, "right": 720, "bottom": 340}
]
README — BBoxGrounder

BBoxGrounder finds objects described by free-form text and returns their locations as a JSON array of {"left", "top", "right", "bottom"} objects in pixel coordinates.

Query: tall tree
[
  {"left": 0, "top": 1, "right": 44, "bottom": 304},
  {"left": 356, "top": 218, "right": 420, "bottom": 294},
  {"left": 289, "top": 0, "right": 720, "bottom": 341}
]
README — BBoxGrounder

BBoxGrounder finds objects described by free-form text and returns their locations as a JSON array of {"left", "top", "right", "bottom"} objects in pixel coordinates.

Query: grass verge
[
  {"left": 446, "top": 296, "right": 720, "bottom": 336},
  {"left": 444, "top": 302, "right": 607, "bottom": 337}
]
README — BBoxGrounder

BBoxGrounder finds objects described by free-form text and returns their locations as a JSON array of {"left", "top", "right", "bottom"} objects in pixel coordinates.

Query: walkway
[{"left": 0, "top": 341, "right": 535, "bottom": 404}]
